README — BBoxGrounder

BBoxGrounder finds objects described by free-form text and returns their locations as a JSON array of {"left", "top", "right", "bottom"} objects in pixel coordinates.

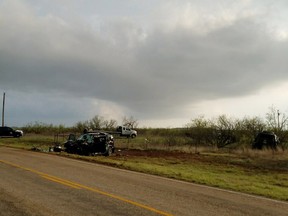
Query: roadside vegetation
[{"left": 1, "top": 106, "right": 288, "bottom": 201}]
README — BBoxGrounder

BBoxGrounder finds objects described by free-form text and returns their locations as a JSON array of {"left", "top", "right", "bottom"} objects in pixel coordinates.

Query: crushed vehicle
[
  {"left": 116, "top": 126, "right": 137, "bottom": 138},
  {"left": 64, "top": 132, "right": 115, "bottom": 156},
  {"left": 252, "top": 131, "right": 279, "bottom": 150},
  {"left": 0, "top": 126, "right": 23, "bottom": 138}
]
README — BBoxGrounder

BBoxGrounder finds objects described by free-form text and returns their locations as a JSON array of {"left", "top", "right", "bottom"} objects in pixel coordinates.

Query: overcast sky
[{"left": 1, "top": 0, "right": 288, "bottom": 128}]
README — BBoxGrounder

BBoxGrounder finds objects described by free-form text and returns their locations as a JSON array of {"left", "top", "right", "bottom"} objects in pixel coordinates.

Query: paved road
[{"left": 0, "top": 147, "right": 288, "bottom": 216}]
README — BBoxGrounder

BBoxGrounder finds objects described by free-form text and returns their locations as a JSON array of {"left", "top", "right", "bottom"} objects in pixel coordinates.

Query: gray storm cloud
[{"left": 0, "top": 0, "right": 288, "bottom": 125}]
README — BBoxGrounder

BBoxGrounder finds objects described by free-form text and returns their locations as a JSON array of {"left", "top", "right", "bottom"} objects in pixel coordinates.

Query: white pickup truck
[{"left": 116, "top": 126, "right": 137, "bottom": 138}]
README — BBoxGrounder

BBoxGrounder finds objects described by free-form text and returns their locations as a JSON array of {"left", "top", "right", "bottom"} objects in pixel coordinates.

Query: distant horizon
[{"left": 2, "top": 106, "right": 280, "bottom": 129}]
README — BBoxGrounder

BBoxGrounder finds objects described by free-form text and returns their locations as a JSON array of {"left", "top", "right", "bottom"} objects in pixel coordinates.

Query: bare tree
[
  {"left": 266, "top": 106, "right": 288, "bottom": 132},
  {"left": 89, "top": 115, "right": 105, "bottom": 130},
  {"left": 265, "top": 106, "right": 288, "bottom": 149},
  {"left": 235, "top": 116, "right": 266, "bottom": 146},
  {"left": 74, "top": 120, "right": 90, "bottom": 133},
  {"left": 239, "top": 116, "right": 266, "bottom": 134},
  {"left": 103, "top": 119, "right": 117, "bottom": 130},
  {"left": 213, "top": 115, "right": 237, "bottom": 148},
  {"left": 186, "top": 115, "right": 215, "bottom": 152},
  {"left": 122, "top": 116, "right": 138, "bottom": 128}
]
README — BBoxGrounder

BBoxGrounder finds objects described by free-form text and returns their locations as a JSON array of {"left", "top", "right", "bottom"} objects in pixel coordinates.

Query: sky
[{"left": 1, "top": 0, "right": 288, "bottom": 128}]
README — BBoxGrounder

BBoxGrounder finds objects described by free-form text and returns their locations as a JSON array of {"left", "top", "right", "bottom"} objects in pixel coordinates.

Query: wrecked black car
[
  {"left": 252, "top": 131, "right": 279, "bottom": 150},
  {"left": 64, "top": 132, "right": 115, "bottom": 156}
]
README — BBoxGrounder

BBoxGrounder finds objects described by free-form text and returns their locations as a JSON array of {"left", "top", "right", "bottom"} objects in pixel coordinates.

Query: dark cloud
[
  {"left": 132, "top": 19, "right": 288, "bottom": 113},
  {"left": 0, "top": 0, "right": 288, "bottom": 126}
]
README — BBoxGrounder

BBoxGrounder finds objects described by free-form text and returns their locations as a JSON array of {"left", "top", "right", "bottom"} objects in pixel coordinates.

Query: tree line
[
  {"left": 19, "top": 106, "right": 288, "bottom": 150},
  {"left": 184, "top": 106, "right": 288, "bottom": 150},
  {"left": 20, "top": 115, "right": 138, "bottom": 134}
]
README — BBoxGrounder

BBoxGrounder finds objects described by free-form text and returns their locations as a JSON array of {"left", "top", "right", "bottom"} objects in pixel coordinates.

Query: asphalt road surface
[{"left": 1, "top": 147, "right": 288, "bottom": 216}]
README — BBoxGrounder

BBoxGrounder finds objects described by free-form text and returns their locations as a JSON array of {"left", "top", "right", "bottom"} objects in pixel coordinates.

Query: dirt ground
[
  {"left": 114, "top": 148, "right": 288, "bottom": 172},
  {"left": 115, "top": 148, "right": 192, "bottom": 158}
]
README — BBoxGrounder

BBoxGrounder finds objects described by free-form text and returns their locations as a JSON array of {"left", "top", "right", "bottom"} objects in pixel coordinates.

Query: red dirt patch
[{"left": 114, "top": 148, "right": 288, "bottom": 172}]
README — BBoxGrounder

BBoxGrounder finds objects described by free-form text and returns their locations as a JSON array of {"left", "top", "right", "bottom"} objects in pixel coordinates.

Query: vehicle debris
[
  {"left": 252, "top": 131, "right": 279, "bottom": 150},
  {"left": 64, "top": 131, "right": 115, "bottom": 156}
]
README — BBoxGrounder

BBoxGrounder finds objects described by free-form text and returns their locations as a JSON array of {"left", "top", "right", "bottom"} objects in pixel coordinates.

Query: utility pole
[
  {"left": 2, "top": 92, "right": 5, "bottom": 127},
  {"left": 277, "top": 109, "right": 280, "bottom": 130}
]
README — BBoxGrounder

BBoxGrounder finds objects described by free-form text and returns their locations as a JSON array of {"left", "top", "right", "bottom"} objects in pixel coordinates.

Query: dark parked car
[
  {"left": 0, "top": 126, "right": 23, "bottom": 138},
  {"left": 64, "top": 132, "right": 115, "bottom": 156},
  {"left": 252, "top": 131, "right": 279, "bottom": 150}
]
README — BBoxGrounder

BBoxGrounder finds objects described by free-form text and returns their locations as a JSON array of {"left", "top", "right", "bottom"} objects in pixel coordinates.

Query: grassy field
[{"left": 1, "top": 134, "right": 288, "bottom": 201}]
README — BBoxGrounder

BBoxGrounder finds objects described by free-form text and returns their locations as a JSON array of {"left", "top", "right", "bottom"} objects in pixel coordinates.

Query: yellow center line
[
  {"left": 0, "top": 159, "right": 173, "bottom": 216},
  {"left": 41, "top": 174, "right": 82, "bottom": 189}
]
